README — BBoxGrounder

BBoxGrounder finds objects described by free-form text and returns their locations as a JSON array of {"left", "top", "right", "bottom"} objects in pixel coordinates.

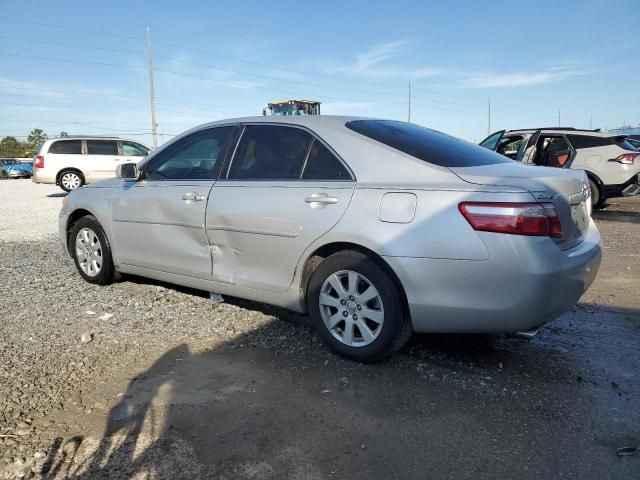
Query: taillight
[
  {"left": 34, "top": 155, "right": 44, "bottom": 168},
  {"left": 459, "top": 202, "right": 563, "bottom": 238},
  {"left": 610, "top": 153, "right": 638, "bottom": 165}
]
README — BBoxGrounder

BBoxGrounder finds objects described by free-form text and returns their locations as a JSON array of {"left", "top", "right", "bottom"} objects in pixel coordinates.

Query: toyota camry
[{"left": 59, "top": 116, "right": 602, "bottom": 362}]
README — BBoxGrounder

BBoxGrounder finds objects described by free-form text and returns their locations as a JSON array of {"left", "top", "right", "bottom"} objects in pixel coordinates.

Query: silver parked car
[{"left": 59, "top": 116, "right": 602, "bottom": 362}]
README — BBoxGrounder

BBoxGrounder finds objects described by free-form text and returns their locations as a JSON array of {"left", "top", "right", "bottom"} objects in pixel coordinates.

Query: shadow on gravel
[
  {"left": 46, "top": 192, "right": 68, "bottom": 198},
  {"left": 592, "top": 209, "right": 640, "bottom": 224},
  {"left": 38, "top": 301, "right": 640, "bottom": 479}
]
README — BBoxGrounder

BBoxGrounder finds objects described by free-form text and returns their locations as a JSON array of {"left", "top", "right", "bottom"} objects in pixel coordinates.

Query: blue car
[{"left": 0, "top": 158, "right": 33, "bottom": 179}]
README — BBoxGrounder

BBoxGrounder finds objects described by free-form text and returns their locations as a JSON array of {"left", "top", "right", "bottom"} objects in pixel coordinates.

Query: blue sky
[{"left": 0, "top": 0, "right": 638, "bottom": 146}]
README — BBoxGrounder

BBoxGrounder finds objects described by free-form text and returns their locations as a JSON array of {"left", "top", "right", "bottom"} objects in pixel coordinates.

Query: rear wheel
[
  {"left": 307, "top": 251, "right": 412, "bottom": 362},
  {"left": 59, "top": 170, "right": 84, "bottom": 192},
  {"left": 589, "top": 178, "right": 606, "bottom": 209},
  {"left": 69, "top": 216, "right": 115, "bottom": 285}
]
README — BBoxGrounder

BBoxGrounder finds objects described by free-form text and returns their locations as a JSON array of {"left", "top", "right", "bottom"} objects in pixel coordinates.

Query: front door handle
[
  {"left": 304, "top": 193, "right": 338, "bottom": 208},
  {"left": 182, "top": 192, "right": 205, "bottom": 203}
]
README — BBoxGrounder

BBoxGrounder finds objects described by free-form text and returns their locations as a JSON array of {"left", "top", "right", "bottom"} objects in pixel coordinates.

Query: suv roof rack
[{"left": 508, "top": 127, "right": 601, "bottom": 133}]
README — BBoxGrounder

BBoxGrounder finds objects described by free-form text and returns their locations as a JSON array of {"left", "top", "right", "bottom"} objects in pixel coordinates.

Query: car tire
[
  {"left": 69, "top": 216, "right": 116, "bottom": 285},
  {"left": 58, "top": 170, "right": 84, "bottom": 192},
  {"left": 307, "top": 250, "right": 412, "bottom": 362},
  {"left": 589, "top": 178, "right": 606, "bottom": 209}
]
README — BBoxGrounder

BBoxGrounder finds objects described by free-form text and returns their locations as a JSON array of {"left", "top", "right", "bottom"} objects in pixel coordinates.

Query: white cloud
[
  {"left": 311, "top": 41, "right": 447, "bottom": 80},
  {"left": 461, "top": 67, "right": 584, "bottom": 88}
]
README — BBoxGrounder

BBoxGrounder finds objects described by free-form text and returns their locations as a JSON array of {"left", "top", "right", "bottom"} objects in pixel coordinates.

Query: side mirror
[{"left": 116, "top": 162, "right": 140, "bottom": 180}]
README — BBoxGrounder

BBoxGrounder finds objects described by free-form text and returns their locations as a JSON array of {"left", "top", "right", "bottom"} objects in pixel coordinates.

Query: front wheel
[
  {"left": 59, "top": 170, "right": 84, "bottom": 192},
  {"left": 307, "top": 251, "right": 412, "bottom": 362},
  {"left": 69, "top": 216, "right": 116, "bottom": 285}
]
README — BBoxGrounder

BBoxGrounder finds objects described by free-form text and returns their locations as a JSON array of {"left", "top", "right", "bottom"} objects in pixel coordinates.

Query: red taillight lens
[
  {"left": 34, "top": 155, "right": 44, "bottom": 168},
  {"left": 610, "top": 153, "right": 638, "bottom": 165},
  {"left": 459, "top": 202, "right": 563, "bottom": 238}
]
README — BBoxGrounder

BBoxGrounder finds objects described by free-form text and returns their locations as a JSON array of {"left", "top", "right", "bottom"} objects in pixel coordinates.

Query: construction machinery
[{"left": 263, "top": 100, "right": 321, "bottom": 116}]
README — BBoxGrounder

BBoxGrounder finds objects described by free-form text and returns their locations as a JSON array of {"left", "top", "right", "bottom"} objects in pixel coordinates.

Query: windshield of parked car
[
  {"left": 1, "top": 159, "right": 17, "bottom": 165},
  {"left": 345, "top": 120, "right": 512, "bottom": 167}
]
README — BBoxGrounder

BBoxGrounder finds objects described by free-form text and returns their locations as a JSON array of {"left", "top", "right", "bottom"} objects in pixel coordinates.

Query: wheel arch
[
  {"left": 299, "top": 241, "right": 410, "bottom": 320},
  {"left": 65, "top": 208, "right": 98, "bottom": 254}
]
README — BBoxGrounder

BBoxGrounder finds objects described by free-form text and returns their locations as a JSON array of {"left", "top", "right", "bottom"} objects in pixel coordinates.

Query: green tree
[
  {"left": 0, "top": 136, "right": 23, "bottom": 157},
  {"left": 27, "top": 128, "right": 48, "bottom": 145},
  {"left": 59, "top": 131, "right": 69, "bottom": 137},
  {"left": 24, "top": 128, "right": 48, "bottom": 157}
]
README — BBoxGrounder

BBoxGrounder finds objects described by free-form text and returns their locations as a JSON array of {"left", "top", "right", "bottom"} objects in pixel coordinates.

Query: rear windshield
[{"left": 345, "top": 120, "right": 512, "bottom": 167}]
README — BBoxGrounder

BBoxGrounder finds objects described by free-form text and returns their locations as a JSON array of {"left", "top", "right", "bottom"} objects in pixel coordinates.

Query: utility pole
[
  {"left": 557, "top": 109, "right": 561, "bottom": 128},
  {"left": 487, "top": 97, "right": 491, "bottom": 135},
  {"left": 407, "top": 80, "right": 412, "bottom": 123},
  {"left": 589, "top": 114, "right": 592, "bottom": 130},
  {"left": 146, "top": 26, "right": 158, "bottom": 148}
]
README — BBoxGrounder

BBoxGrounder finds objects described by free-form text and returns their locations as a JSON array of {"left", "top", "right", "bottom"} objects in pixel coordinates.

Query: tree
[
  {"left": 59, "top": 131, "right": 69, "bottom": 137},
  {"left": 24, "top": 128, "right": 48, "bottom": 157},
  {"left": 27, "top": 128, "right": 48, "bottom": 146},
  {"left": 0, "top": 136, "right": 22, "bottom": 157}
]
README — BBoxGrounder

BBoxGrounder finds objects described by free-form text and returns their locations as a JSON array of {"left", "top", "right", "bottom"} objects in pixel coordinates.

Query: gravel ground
[
  {"left": 0, "top": 180, "right": 63, "bottom": 242},
  {"left": 0, "top": 179, "right": 639, "bottom": 479}
]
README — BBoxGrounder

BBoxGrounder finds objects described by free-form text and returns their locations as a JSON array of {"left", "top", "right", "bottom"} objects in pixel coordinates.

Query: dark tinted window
[
  {"left": 145, "top": 127, "right": 233, "bottom": 181},
  {"left": 48, "top": 140, "right": 81, "bottom": 155},
  {"left": 228, "top": 125, "right": 312, "bottom": 180},
  {"left": 346, "top": 120, "right": 512, "bottom": 167},
  {"left": 302, "top": 140, "right": 352, "bottom": 180},
  {"left": 567, "top": 134, "right": 637, "bottom": 151},
  {"left": 87, "top": 140, "right": 118, "bottom": 155}
]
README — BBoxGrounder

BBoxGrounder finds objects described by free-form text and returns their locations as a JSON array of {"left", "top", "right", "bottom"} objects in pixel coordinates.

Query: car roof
[
  {"left": 504, "top": 128, "right": 619, "bottom": 138},
  {"left": 196, "top": 115, "right": 368, "bottom": 128},
  {"left": 47, "top": 136, "right": 122, "bottom": 140}
]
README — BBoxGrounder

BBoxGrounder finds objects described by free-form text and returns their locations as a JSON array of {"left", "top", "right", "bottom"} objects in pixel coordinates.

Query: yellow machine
[{"left": 263, "top": 100, "right": 321, "bottom": 116}]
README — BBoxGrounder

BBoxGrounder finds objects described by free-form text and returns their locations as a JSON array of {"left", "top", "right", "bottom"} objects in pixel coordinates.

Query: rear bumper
[
  {"left": 5, "top": 170, "right": 30, "bottom": 178},
  {"left": 603, "top": 173, "right": 640, "bottom": 197},
  {"left": 384, "top": 220, "right": 602, "bottom": 334},
  {"left": 31, "top": 170, "right": 56, "bottom": 184}
]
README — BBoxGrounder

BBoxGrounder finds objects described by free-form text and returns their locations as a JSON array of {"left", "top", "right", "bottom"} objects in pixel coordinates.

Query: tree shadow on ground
[{"left": 39, "top": 302, "right": 640, "bottom": 479}]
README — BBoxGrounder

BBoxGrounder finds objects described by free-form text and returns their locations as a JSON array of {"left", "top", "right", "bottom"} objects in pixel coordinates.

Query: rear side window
[
  {"left": 302, "top": 140, "right": 352, "bottom": 180},
  {"left": 346, "top": 120, "right": 512, "bottom": 167},
  {"left": 567, "top": 134, "right": 637, "bottom": 151},
  {"left": 87, "top": 140, "right": 118, "bottom": 155},
  {"left": 48, "top": 140, "right": 81, "bottom": 155},
  {"left": 228, "top": 125, "right": 312, "bottom": 180}
]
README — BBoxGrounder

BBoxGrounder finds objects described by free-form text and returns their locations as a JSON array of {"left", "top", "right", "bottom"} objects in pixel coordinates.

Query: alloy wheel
[
  {"left": 61, "top": 172, "right": 81, "bottom": 190},
  {"left": 319, "top": 270, "right": 384, "bottom": 347},
  {"left": 75, "top": 227, "right": 103, "bottom": 277}
]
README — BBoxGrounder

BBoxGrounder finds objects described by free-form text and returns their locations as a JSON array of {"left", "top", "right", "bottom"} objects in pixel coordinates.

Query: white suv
[
  {"left": 32, "top": 137, "right": 151, "bottom": 192},
  {"left": 480, "top": 128, "right": 640, "bottom": 207}
]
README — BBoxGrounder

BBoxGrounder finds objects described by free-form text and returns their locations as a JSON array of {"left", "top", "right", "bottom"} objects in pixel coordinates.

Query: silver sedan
[{"left": 59, "top": 116, "right": 602, "bottom": 362}]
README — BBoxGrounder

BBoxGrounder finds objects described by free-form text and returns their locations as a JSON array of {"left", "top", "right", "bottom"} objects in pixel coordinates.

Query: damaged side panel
[{"left": 111, "top": 181, "right": 215, "bottom": 279}]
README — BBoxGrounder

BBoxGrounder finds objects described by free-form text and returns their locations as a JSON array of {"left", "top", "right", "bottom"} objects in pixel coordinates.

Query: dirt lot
[{"left": 1, "top": 179, "right": 639, "bottom": 479}]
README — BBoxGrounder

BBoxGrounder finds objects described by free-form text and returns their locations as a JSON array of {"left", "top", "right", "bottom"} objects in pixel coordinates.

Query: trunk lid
[{"left": 450, "top": 162, "right": 591, "bottom": 250}]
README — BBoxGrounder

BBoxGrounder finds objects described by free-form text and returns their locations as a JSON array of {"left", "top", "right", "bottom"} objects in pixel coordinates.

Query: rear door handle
[
  {"left": 304, "top": 193, "right": 338, "bottom": 207},
  {"left": 182, "top": 192, "right": 205, "bottom": 203}
]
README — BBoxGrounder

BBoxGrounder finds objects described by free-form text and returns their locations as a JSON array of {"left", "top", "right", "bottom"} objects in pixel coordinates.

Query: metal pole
[
  {"left": 407, "top": 80, "right": 411, "bottom": 123},
  {"left": 487, "top": 97, "right": 491, "bottom": 135},
  {"left": 589, "top": 114, "right": 592, "bottom": 130},
  {"left": 557, "top": 109, "right": 561, "bottom": 128},
  {"left": 146, "top": 26, "right": 158, "bottom": 148}
]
